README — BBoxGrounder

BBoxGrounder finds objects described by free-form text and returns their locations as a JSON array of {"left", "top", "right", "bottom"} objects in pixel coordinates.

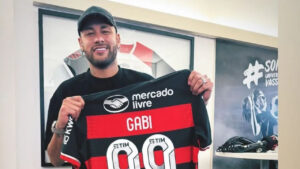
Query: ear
[
  {"left": 78, "top": 37, "right": 84, "bottom": 50},
  {"left": 116, "top": 33, "right": 121, "bottom": 48}
]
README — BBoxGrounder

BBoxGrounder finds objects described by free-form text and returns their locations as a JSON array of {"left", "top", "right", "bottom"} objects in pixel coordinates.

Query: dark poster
[{"left": 213, "top": 39, "right": 278, "bottom": 169}]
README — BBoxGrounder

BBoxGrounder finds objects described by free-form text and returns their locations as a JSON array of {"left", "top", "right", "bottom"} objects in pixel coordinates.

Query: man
[
  {"left": 45, "top": 6, "right": 213, "bottom": 167},
  {"left": 242, "top": 89, "right": 277, "bottom": 137}
]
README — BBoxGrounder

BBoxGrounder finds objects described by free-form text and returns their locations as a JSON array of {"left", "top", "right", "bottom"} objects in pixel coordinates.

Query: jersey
[
  {"left": 45, "top": 67, "right": 153, "bottom": 150},
  {"left": 60, "top": 70, "right": 211, "bottom": 169}
]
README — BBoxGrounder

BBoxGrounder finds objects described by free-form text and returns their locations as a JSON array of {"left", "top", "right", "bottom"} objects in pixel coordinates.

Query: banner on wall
[{"left": 213, "top": 39, "right": 278, "bottom": 169}]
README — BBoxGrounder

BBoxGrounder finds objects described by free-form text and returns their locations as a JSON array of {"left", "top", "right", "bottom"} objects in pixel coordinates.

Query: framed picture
[
  {"left": 213, "top": 39, "right": 278, "bottom": 169},
  {"left": 39, "top": 8, "right": 194, "bottom": 166}
]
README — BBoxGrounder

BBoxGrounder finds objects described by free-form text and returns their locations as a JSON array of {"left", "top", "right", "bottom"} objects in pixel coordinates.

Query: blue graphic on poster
[{"left": 213, "top": 39, "right": 278, "bottom": 169}]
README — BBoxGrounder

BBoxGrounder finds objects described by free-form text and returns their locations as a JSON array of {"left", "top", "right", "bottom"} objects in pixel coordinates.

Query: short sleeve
[
  {"left": 60, "top": 117, "right": 82, "bottom": 169},
  {"left": 193, "top": 96, "right": 212, "bottom": 150},
  {"left": 45, "top": 87, "right": 64, "bottom": 150}
]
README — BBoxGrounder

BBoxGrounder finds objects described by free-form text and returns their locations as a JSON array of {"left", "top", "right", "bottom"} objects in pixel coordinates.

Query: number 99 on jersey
[{"left": 106, "top": 134, "right": 176, "bottom": 169}]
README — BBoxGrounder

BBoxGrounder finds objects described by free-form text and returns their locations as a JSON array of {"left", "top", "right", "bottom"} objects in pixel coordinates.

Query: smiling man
[{"left": 45, "top": 6, "right": 213, "bottom": 168}]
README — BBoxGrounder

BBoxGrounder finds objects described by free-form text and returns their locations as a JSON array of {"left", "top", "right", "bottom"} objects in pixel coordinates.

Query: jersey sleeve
[
  {"left": 45, "top": 87, "right": 64, "bottom": 150},
  {"left": 193, "top": 96, "right": 212, "bottom": 150},
  {"left": 60, "top": 116, "right": 82, "bottom": 169}
]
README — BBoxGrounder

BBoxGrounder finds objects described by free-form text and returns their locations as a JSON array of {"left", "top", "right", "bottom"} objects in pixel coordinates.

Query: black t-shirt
[
  {"left": 45, "top": 67, "right": 153, "bottom": 150},
  {"left": 60, "top": 70, "right": 211, "bottom": 169}
]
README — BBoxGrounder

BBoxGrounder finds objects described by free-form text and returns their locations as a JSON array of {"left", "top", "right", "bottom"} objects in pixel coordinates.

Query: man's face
[{"left": 78, "top": 21, "right": 120, "bottom": 69}]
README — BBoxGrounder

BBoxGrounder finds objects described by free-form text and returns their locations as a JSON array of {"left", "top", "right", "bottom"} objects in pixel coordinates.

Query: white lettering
[
  {"left": 113, "top": 142, "right": 129, "bottom": 149},
  {"left": 162, "top": 88, "right": 168, "bottom": 96},
  {"left": 156, "top": 91, "right": 162, "bottom": 97},
  {"left": 127, "top": 115, "right": 153, "bottom": 131},
  {"left": 265, "top": 78, "right": 278, "bottom": 87},
  {"left": 65, "top": 128, "right": 72, "bottom": 135},
  {"left": 142, "top": 115, "right": 152, "bottom": 129},
  {"left": 146, "top": 100, "right": 152, "bottom": 107},
  {"left": 265, "top": 72, "right": 278, "bottom": 78},
  {"left": 132, "top": 100, "right": 152, "bottom": 109},
  {"left": 63, "top": 116, "right": 74, "bottom": 144},
  {"left": 141, "top": 93, "right": 146, "bottom": 99},
  {"left": 134, "top": 117, "right": 142, "bottom": 130},
  {"left": 127, "top": 118, "right": 134, "bottom": 131},
  {"left": 265, "top": 59, "right": 278, "bottom": 72},
  {"left": 131, "top": 88, "right": 174, "bottom": 110},
  {"left": 63, "top": 136, "right": 69, "bottom": 144},
  {"left": 131, "top": 88, "right": 174, "bottom": 101}
]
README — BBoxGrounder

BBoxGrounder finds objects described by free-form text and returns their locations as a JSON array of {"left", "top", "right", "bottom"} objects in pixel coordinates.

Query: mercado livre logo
[{"left": 103, "top": 95, "right": 129, "bottom": 113}]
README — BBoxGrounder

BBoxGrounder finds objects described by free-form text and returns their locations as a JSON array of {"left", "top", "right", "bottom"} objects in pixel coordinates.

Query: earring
[{"left": 80, "top": 49, "right": 86, "bottom": 57}]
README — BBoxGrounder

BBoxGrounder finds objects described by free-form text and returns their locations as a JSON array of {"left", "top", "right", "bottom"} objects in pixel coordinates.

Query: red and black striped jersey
[{"left": 60, "top": 70, "right": 211, "bottom": 169}]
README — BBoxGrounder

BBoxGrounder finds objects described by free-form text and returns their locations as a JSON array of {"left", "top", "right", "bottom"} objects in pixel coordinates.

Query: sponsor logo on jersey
[
  {"left": 103, "top": 95, "right": 129, "bottom": 113},
  {"left": 63, "top": 116, "right": 74, "bottom": 145},
  {"left": 103, "top": 88, "right": 174, "bottom": 113},
  {"left": 132, "top": 88, "right": 174, "bottom": 109}
]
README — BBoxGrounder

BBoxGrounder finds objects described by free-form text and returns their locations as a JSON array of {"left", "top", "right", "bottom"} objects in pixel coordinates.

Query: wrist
[
  {"left": 51, "top": 120, "right": 65, "bottom": 136},
  {"left": 55, "top": 120, "right": 65, "bottom": 130}
]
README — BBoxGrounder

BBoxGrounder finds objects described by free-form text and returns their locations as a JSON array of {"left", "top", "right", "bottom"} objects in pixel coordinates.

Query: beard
[{"left": 84, "top": 44, "right": 118, "bottom": 69}]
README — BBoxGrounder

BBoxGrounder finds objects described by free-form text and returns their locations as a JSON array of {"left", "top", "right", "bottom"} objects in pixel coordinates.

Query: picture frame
[{"left": 38, "top": 8, "right": 194, "bottom": 166}]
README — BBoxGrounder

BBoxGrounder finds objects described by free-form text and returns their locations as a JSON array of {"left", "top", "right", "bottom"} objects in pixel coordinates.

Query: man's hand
[
  {"left": 47, "top": 96, "right": 85, "bottom": 166},
  {"left": 56, "top": 96, "right": 85, "bottom": 129},
  {"left": 188, "top": 71, "right": 213, "bottom": 105}
]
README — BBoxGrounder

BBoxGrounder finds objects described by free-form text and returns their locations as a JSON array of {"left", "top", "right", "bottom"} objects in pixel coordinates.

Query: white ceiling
[{"left": 108, "top": 0, "right": 278, "bottom": 37}]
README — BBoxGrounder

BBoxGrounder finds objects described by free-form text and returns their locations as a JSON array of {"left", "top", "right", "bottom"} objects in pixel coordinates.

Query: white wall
[
  {"left": 0, "top": 0, "right": 17, "bottom": 168},
  {"left": 14, "top": 1, "right": 42, "bottom": 168},
  {"left": 108, "top": 0, "right": 278, "bottom": 37},
  {"left": 278, "top": 0, "right": 300, "bottom": 168},
  {"left": 12, "top": 2, "right": 68, "bottom": 169},
  {"left": 194, "top": 37, "right": 216, "bottom": 169},
  {"left": 0, "top": 0, "right": 67, "bottom": 168},
  {"left": 0, "top": 0, "right": 44, "bottom": 168}
]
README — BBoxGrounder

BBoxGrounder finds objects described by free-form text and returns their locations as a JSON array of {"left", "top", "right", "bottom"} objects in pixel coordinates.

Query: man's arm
[
  {"left": 188, "top": 71, "right": 213, "bottom": 105},
  {"left": 47, "top": 132, "right": 65, "bottom": 166},
  {"left": 47, "top": 96, "right": 85, "bottom": 166}
]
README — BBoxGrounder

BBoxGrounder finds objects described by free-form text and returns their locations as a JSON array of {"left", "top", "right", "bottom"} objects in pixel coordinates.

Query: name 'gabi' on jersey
[{"left": 126, "top": 115, "right": 152, "bottom": 131}]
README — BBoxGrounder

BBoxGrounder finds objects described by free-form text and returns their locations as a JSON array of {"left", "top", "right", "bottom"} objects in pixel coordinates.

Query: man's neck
[{"left": 89, "top": 62, "right": 119, "bottom": 78}]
